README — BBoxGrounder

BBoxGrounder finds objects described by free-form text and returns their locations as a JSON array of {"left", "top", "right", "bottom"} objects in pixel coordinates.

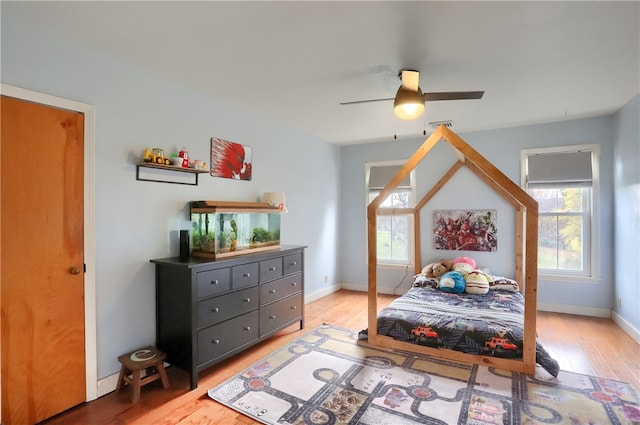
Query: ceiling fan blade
[
  {"left": 424, "top": 91, "right": 484, "bottom": 101},
  {"left": 400, "top": 70, "right": 420, "bottom": 92},
  {"left": 339, "top": 97, "right": 395, "bottom": 106},
  {"left": 340, "top": 90, "right": 485, "bottom": 106}
]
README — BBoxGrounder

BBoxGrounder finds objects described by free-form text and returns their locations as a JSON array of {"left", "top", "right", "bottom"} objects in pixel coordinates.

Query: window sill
[
  {"left": 375, "top": 263, "right": 413, "bottom": 271},
  {"left": 538, "top": 274, "right": 600, "bottom": 285}
]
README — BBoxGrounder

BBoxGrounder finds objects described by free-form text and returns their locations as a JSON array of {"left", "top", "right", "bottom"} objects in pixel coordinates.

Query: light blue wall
[
  {"left": 1, "top": 16, "right": 340, "bottom": 379},
  {"left": 340, "top": 116, "right": 617, "bottom": 310},
  {"left": 613, "top": 94, "right": 640, "bottom": 331}
]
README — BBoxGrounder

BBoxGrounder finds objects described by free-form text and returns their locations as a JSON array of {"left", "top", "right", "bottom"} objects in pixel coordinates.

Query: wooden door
[{"left": 1, "top": 95, "right": 86, "bottom": 424}]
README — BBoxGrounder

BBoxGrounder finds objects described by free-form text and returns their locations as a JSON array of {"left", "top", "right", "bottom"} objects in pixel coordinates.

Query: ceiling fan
[{"left": 340, "top": 69, "right": 484, "bottom": 121}]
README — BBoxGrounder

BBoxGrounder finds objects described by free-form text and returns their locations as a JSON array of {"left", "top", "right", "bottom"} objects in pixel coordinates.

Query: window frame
[
  {"left": 534, "top": 186, "right": 591, "bottom": 276},
  {"left": 521, "top": 144, "right": 600, "bottom": 283},
  {"left": 366, "top": 160, "right": 416, "bottom": 268}
]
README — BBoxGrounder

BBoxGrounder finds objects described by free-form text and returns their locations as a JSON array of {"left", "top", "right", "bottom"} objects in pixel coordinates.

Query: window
[
  {"left": 366, "top": 162, "right": 415, "bottom": 266},
  {"left": 521, "top": 145, "right": 598, "bottom": 279}
]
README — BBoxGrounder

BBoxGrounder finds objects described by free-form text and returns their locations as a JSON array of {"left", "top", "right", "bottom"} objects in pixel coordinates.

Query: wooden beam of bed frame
[
  {"left": 413, "top": 161, "right": 464, "bottom": 275},
  {"left": 367, "top": 125, "right": 538, "bottom": 376}
]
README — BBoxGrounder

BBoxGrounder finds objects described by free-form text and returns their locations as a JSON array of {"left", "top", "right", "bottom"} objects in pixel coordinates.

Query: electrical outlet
[
  {"left": 324, "top": 275, "right": 328, "bottom": 283},
  {"left": 617, "top": 296, "right": 622, "bottom": 309}
]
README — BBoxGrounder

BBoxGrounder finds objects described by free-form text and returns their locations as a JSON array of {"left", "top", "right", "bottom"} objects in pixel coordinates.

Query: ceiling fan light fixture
[{"left": 393, "top": 86, "right": 425, "bottom": 120}]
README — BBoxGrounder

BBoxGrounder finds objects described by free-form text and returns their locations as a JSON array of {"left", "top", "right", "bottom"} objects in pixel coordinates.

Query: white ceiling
[{"left": 5, "top": 1, "right": 639, "bottom": 145}]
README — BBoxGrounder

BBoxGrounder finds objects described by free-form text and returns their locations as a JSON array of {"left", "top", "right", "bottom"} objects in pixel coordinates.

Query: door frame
[{"left": 1, "top": 83, "right": 98, "bottom": 401}]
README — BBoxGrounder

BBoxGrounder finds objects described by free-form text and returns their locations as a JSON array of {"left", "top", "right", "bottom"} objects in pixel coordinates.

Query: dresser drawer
[
  {"left": 260, "top": 273, "right": 302, "bottom": 306},
  {"left": 197, "top": 310, "right": 259, "bottom": 365},
  {"left": 197, "top": 286, "right": 259, "bottom": 328},
  {"left": 259, "top": 257, "right": 283, "bottom": 283},
  {"left": 232, "top": 262, "right": 259, "bottom": 289},
  {"left": 283, "top": 253, "right": 302, "bottom": 275},
  {"left": 196, "top": 268, "right": 231, "bottom": 299},
  {"left": 260, "top": 293, "right": 303, "bottom": 336}
]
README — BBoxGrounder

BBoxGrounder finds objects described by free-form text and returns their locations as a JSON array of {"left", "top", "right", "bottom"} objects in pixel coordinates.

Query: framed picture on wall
[
  {"left": 210, "top": 137, "right": 253, "bottom": 181},
  {"left": 433, "top": 209, "right": 497, "bottom": 252}
]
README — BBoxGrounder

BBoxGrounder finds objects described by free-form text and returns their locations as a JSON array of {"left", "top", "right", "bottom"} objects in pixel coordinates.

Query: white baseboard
[
  {"left": 340, "top": 282, "right": 407, "bottom": 295},
  {"left": 305, "top": 283, "right": 342, "bottom": 303},
  {"left": 97, "top": 372, "right": 119, "bottom": 398},
  {"left": 612, "top": 311, "right": 640, "bottom": 344},
  {"left": 536, "top": 302, "right": 611, "bottom": 318}
]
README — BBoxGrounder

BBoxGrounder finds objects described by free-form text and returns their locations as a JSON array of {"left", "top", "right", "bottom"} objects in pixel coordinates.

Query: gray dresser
[{"left": 151, "top": 245, "right": 305, "bottom": 389}]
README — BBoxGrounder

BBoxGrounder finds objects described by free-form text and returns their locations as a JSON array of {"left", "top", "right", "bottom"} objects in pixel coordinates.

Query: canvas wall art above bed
[{"left": 433, "top": 209, "right": 497, "bottom": 252}]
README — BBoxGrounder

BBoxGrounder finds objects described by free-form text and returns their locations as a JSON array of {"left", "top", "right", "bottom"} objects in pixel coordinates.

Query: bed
[
  {"left": 360, "top": 277, "right": 559, "bottom": 376},
  {"left": 364, "top": 125, "right": 555, "bottom": 376}
]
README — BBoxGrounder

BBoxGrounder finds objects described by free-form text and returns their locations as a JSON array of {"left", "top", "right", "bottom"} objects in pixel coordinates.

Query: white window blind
[
  {"left": 368, "top": 165, "right": 411, "bottom": 190},
  {"left": 527, "top": 151, "right": 593, "bottom": 188}
]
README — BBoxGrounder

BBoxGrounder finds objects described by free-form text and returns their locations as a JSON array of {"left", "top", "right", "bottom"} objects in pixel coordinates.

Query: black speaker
[{"left": 179, "top": 230, "right": 190, "bottom": 260}]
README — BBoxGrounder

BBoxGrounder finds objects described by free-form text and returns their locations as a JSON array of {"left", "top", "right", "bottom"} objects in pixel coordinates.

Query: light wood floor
[{"left": 42, "top": 289, "right": 639, "bottom": 425}]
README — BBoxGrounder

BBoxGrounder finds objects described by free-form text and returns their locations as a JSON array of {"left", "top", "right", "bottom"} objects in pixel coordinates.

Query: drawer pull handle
[
  {"left": 269, "top": 267, "right": 277, "bottom": 271},
  {"left": 212, "top": 339, "right": 220, "bottom": 344},
  {"left": 269, "top": 315, "right": 276, "bottom": 320},
  {"left": 269, "top": 289, "right": 276, "bottom": 294},
  {"left": 211, "top": 280, "right": 219, "bottom": 285},
  {"left": 244, "top": 298, "right": 251, "bottom": 303},
  {"left": 244, "top": 273, "right": 251, "bottom": 277},
  {"left": 212, "top": 307, "right": 220, "bottom": 312},
  {"left": 244, "top": 326, "right": 251, "bottom": 331},
  {"left": 291, "top": 282, "right": 297, "bottom": 287},
  {"left": 290, "top": 261, "right": 297, "bottom": 266},
  {"left": 291, "top": 306, "right": 297, "bottom": 310}
]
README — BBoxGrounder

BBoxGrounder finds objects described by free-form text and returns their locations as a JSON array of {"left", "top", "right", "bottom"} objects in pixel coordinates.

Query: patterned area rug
[{"left": 208, "top": 324, "right": 640, "bottom": 425}]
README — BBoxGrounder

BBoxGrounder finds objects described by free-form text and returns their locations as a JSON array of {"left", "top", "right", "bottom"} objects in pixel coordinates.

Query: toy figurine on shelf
[
  {"left": 178, "top": 147, "right": 190, "bottom": 168},
  {"left": 144, "top": 147, "right": 171, "bottom": 165}
]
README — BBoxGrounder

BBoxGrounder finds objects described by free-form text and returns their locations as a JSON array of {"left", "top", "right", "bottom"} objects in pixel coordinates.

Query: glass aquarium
[{"left": 190, "top": 201, "right": 281, "bottom": 259}]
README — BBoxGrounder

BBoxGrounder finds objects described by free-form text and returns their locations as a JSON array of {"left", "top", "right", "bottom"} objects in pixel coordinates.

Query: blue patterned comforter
[{"left": 360, "top": 286, "right": 559, "bottom": 377}]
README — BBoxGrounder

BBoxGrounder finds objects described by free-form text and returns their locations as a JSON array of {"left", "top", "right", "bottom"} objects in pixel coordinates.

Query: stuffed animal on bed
[
  {"left": 452, "top": 256, "right": 476, "bottom": 276},
  {"left": 489, "top": 277, "right": 520, "bottom": 292},
  {"left": 440, "top": 258, "right": 454, "bottom": 270},
  {"left": 464, "top": 270, "right": 490, "bottom": 295},
  {"left": 438, "top": 271, "right": 466, "bottom": 293},
  {"left": 421, "top": 259, "right": 452, "bottom": 279}
]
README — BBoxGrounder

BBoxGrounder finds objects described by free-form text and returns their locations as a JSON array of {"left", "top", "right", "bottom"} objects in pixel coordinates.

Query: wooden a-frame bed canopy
[{"left": 367, "top": 125, "right": 539, "bottom": 375}]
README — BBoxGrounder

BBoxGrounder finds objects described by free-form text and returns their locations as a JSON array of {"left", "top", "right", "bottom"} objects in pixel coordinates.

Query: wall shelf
[{"left": 136, "top": 162, "right": 209, "bottom": 186}]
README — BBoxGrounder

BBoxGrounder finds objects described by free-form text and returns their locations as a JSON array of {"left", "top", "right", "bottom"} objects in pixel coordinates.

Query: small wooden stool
[{"left": 116, "top": 346, "right": 169, "bottom": 403}]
